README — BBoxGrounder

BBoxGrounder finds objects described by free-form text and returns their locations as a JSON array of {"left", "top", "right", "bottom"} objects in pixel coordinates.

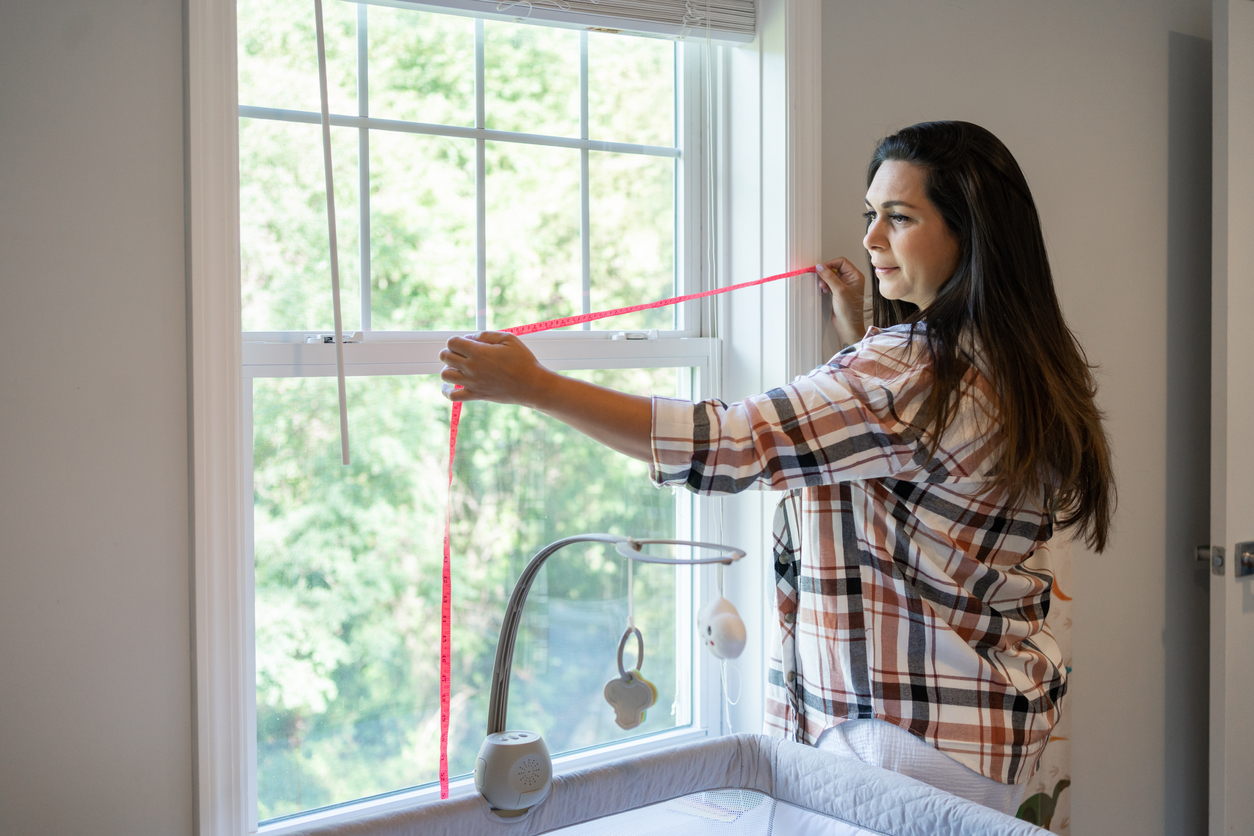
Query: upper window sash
[{"left": 239, "top": 7, "right": 709, "bottom": 339}]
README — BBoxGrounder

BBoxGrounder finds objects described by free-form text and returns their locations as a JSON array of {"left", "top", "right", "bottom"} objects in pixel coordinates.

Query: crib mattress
[{"left": 549, "top": 789, "right": 878, "bottom": 836}]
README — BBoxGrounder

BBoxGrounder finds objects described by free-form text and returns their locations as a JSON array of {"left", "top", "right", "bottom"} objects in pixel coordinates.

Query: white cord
[
  {"left": 721, "top": 659, "right": 741, "bottom": 706},
  {"left": 494, "top": 0, "right": 598, "bottom": 17},
  {"left": 313, "top": 0, "right": 351, "bottom": 465},
  {"left": 703, "top": 0, "right": 716, "bottom": 333},
  {"left": 626, "top": 554, "right": 635, "bottom": 630},
  {"left": 703, "top": 4, "right": 742, "bottom": 735}
]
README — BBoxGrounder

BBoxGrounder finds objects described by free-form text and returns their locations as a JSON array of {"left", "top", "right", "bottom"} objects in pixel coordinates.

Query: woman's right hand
[{"left": 815, "top": 258, "right": 867, "bottom": 348}]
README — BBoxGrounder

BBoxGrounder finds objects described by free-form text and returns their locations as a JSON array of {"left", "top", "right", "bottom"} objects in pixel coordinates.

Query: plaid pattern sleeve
[{"left": 650, "top": 326, "right": 1065, "bottom": 785}]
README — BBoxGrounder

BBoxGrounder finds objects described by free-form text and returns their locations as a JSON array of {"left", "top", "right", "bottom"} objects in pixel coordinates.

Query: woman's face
[{"left": 863, "top": 160, "right": 960, "bottom": 310}]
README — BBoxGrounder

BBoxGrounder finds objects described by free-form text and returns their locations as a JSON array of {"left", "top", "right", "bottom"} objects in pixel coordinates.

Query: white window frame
[
  {"left": 241, "top": 8, "right": 716, "bottom": 828},
  {"left": 189, "top": 0, "right": 821, "bottom": 833},
  {"left": 697, "top": 0, "right": 824, "bottom": 740}
]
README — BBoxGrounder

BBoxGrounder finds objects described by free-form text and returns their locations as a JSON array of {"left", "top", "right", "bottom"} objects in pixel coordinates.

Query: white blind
[{"left": 357, "top": 0, "right": 756, "bottom": 43}]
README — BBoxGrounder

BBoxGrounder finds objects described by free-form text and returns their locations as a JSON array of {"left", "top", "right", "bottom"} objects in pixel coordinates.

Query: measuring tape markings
[{"left": 437, "top": 265, "right": 816, "bottom": 797}]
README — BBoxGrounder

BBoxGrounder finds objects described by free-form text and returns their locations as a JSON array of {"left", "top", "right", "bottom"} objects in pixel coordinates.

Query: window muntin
[{"left": 237, "top": 0, "right": 707, "bottom": 826}]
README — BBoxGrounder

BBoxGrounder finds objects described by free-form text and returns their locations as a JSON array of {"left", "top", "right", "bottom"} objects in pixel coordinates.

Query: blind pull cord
[{"left": 314, "top": 0, "right": 351, "bottom": 466}]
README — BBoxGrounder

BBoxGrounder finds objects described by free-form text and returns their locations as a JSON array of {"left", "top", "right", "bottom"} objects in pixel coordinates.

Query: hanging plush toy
[
  {"left": 604, "top": 625, "right": 658, "bottom": 730},
  {"left": 603, "top": 555, "right": 658, "bottom": 730},
  {"left": 697, "top": 596, "right": 747, "bottom": 660}
]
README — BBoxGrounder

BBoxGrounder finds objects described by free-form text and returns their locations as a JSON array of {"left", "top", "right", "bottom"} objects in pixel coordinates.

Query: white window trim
[
  {"left": 189, "top": 0, "right": 249, "bottom": 833},
  {"left": 188, "top": 0, "right": 821, "bottom": 832},
  {"left": 711, "top": 0, "right": 822, "bottom": 736}
]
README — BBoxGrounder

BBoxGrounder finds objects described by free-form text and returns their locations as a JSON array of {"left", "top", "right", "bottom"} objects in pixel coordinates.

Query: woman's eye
[
  {"left": 891, "top": 214, "right": 909, "bottom": 224},
  {"left": 861, "top": 210, "right": 876, "bottom": 222}
]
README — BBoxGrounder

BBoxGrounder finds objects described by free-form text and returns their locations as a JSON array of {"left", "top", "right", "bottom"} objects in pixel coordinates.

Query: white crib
[{"left": 284, "top": 733, "right": 1046, "bottom": 836}]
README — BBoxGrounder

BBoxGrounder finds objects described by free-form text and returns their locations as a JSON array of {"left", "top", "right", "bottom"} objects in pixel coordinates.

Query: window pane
[
  {"left": 367, "top": 6, "right": 475, "bottom": 127},
  {"left": 238, "top": 0, "right": 357, "bottom": 115},
  {"left": 485, "top": 142, "right": 581, "bottom": 329},
  {"left": 240, "top": 118, "right": 361, "bottom": 333},
  {"left": 462, "top": 367, "right": 690, "bottom": 757},
  {"left": 589, "top": 151, "right": 676, "bottom": 330},
  {"left": 253, "top": 367, "right": 689, "bottom": 821},
  {"left": 484, "top": 21, "right": 580, "bottom": 137},
  {"left": 369, "top": 132, "right": 476, "bottom": 330},
  {"left": 588, "top": 32, "right": 674, "bottom": 148}
]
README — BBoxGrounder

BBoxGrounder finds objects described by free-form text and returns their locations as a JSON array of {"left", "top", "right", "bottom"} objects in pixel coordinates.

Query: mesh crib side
[{"left": 282, "top": 734, "right": 772, "bottom": 836}]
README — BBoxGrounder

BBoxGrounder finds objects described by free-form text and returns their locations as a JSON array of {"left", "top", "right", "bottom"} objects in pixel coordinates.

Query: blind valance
[{"left": 355, "top": 0, "right": 756, "bottom": 43}]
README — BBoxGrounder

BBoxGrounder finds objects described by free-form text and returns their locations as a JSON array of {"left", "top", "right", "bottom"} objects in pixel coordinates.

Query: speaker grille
[{"left": 511, "top": 754, "right": 546, "bottom": 790}]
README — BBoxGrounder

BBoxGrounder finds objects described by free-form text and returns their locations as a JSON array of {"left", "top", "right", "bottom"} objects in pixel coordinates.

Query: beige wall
[
  {"left": 821, "top": 1, "right": 1213, "bottom": 833},
  {"left": 0, "top": 0, "right": 1217, "bottom": 832},
  {"left": 0, "top": 1, "right": 193, "bottom": 834}
]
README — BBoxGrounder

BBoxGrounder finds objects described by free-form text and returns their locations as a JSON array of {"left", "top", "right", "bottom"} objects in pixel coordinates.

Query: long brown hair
[{"left": 868, "top": 121, "right": 1115, "bottom": 551}]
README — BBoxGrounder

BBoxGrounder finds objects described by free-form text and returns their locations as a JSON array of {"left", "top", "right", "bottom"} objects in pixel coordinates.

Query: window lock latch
[
  {"left": 306, "top": 331, "right": 362, "bottom": 344},
  {"left": 611, "top": 329, "right": 659, "bottom": 341}
]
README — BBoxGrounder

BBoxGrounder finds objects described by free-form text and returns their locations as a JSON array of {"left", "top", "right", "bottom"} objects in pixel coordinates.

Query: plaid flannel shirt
[{"left": 650, "top": 324, "right": 1065, "bottom": 785}]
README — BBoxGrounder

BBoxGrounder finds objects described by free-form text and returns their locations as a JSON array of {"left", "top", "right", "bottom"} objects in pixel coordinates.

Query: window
[
  {"left": 192, "top": 2, "right": 820, "bottom": 832},
  {"left": 236, "top": 0, "right": 719, "bottom": 825}
]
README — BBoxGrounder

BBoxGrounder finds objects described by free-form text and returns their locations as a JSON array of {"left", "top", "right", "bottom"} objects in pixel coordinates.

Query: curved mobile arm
[
  {"left": 486, "top": 534, "right": 627, "bottom": 735},
  {"left": 485, "top": 534, "right": 746, "bottom": 735}
]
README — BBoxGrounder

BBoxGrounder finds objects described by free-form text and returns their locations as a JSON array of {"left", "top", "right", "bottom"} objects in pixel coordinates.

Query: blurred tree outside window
[{"left": 237, "top": 0, "right": 703, "bottom": 823}]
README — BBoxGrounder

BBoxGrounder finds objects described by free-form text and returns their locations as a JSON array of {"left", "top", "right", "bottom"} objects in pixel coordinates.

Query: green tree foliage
[
  {"left": 252, "top": 372, "right": 684, "bottom": 820},
  {"left": 238, "top": 1, "right": 684, "bottom": 820}
]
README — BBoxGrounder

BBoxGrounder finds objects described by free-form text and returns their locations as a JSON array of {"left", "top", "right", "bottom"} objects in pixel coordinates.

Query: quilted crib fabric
[{"left": 282, "top": 734, "right": 1048, "bottom": 836}]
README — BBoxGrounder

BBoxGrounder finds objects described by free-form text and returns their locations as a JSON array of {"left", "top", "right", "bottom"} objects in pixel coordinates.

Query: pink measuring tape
[{"left": 437, "top": 264, "right": 817, "bottom": 797}]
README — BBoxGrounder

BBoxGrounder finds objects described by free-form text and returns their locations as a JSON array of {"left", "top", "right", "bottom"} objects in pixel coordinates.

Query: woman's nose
[{"left": 863, "top": 219, "right": 886, "bottom": 252}]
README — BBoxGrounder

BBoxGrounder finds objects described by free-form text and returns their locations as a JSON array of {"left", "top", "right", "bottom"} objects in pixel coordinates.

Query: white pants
[{"left": 814, "top": 719, "right": 1027, "bottom": 817}]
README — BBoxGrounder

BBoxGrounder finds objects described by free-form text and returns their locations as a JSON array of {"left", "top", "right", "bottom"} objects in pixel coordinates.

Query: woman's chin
[
  {"left": 879, "top": 288, "right": 924, "bottom": 311},
  {"left": 878, "top": 282, "right": 906, "bottom": 302}
]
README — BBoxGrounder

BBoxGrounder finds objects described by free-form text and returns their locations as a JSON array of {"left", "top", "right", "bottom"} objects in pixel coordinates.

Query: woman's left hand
[{"left": 815, "top": 258, "right": 867, "bottom": 348}]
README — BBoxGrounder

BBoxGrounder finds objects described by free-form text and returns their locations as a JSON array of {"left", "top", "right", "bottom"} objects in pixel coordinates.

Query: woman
[{"left": 439, "top": 121, "right": 1114, "bottom": 815}]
